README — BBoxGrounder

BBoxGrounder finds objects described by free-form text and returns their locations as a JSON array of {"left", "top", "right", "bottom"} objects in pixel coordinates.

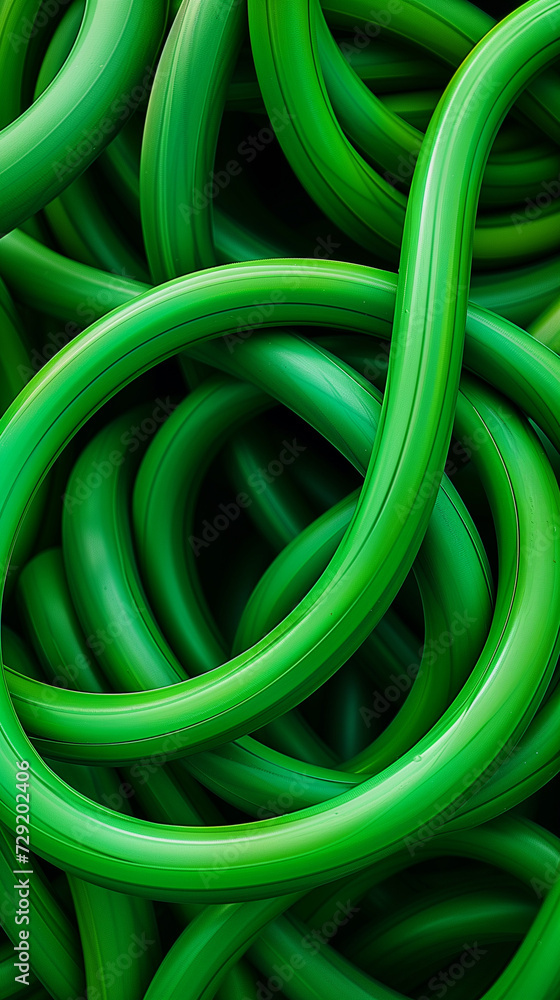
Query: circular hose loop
[
  {"left": 0, "top": 261, "right": 557, "bottom": 897},
  {"left": 1, "top": 0, "right": 560, "bottom": 900},
  {"left": 2, "top": 0, "right": 560, "bottom": 994}
]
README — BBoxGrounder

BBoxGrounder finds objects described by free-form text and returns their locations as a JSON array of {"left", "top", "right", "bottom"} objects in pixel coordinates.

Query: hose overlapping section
[{"left": 1, "top": 1, "right": 560, "bottom": 998}]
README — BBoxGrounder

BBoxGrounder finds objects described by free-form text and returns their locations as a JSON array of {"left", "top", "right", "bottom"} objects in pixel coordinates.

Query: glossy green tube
[
  {"left": 60, "top": 395, "right": 331, "bottom": 775},
  {"left": 226, "top": 424, "right": 316, "bottom": 554},
  {"left": 0, "top": 827, "right": 84, "bottom": 999},
  {"left": 0, "top": 942, "right": 38, "bottom": 997},
  {"left": 322, "top": 0, "right": 560, "bottom": 143},
  {"left": 1, "top": 226, "right": 559, "bottom": 400},
  {"left": 33, "top": 1, "right": 86, "bottom": 101},
  {"left": 16, "top": 552, "right": 267, "bottom": 1000},
  {"left": 15, "top": 357, "right": 549, "bottom": 834},
  {"left": 6, "top": 262, "right": 560, "bottom": 817},
  {"left": 68, "top": 880, "right": 160, "bottom": 1000},
  {"left": 347, "top": 884, "right": 535, "bottom": 985},
  {"left": 2, "top": 627, "right": 42, "bottom": 682},
  {"left": 248, "top": 0, "right": 560, "bottom": 266},
  {"left": 0, "top": 0, "right": 47, "bottom": 129},
  {"left": 226, "top": 33, "right": 448, "bottom": 110},
  {"left": 143, "top": 0, "right": 560, "bottom": 279},
  {"left": 44, "top": 173, "right": 150, "bottom": 283},
  {"left": 4, "top": 208, "right": 560, "bottom": 335},
  {"left": 1, "top": 1, "right": 560, "bottom": 909},
  {"left": 18, "top": 549, "right": 107, "bottom": 693},
  {"left": 42, "top": 346, "right": 482, "bottom": 781},
  {"left": 130, "top": 818, "right": 560, "bottom": 1000},
  {"left": 141, "top": 0, "right": 246, "bottom": 280},
  {"left": 0, "top": 230, "right": 147, "bottom": 324},
  {"left": 0, "top": 278, "right": 48, "bottom": 598},
  {"left": 62, "top": 410, "right": 186, "bottom": 692},
  {"left": 0, "top": 260, "right": 559, "bottom": 899},
  {"left": 315, "top": 4, "right": 560, "bottom": 208},
  {"left": 9, "top": 351, "right": 495, "bottom": 767},
  {"left": 10, "top": 557, "right": 162, "bottom": 1000},
  {"left": 31, "top": 7, "right": 150, "bottom": 284},
  {"left": 132, "top": 342, "right": 490, "bottom": 777},
  {"left": 223, "top": 317, "right": 560, "bottom": 812},
  {"left": 528, "top": 288, "right": 560, "bottom": 347},
  {"left": 235, "top": 480, "right": 491, "bottom": 776},
  {"left": 0, "top": 0, "right": 167, "bottom": 235},
  {"left": 144, "top": 896, "right": 300, "bottom": 1000},
  {"left": 0, "top": 277, "right": 30, "bottom": 407}
]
